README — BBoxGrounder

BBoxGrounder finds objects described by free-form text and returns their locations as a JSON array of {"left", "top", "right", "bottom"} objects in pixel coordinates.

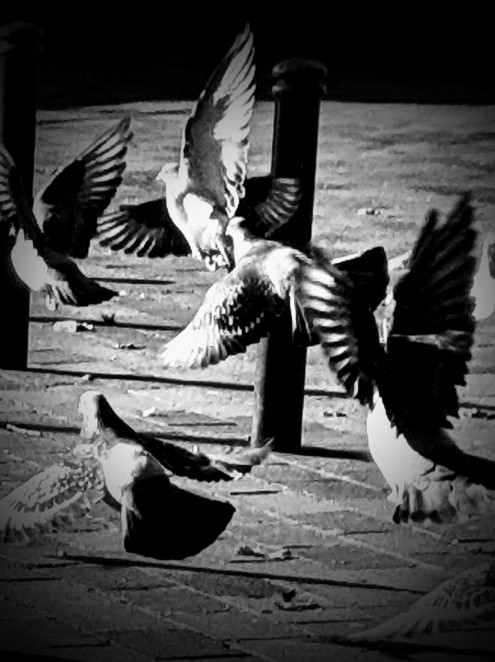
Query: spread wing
[
  {"left": 0, "top": 143, "right": 38, "bottom": 232},
  {"left": 177, "top": 23, "right": 255, "bottom": 218},
  {"left": 313, "top": 244, "right": 390, "bottom": 313},
  {"left": 159, "top": 260, "right": 285, "bottom": 369},
  {"left": 34, "top": 116, "right": 132, "bottom": 257},
  {"left": 97, "top": 198, "right": 191, "bottom": 257},
  {"left": 0, "top": 462, "right": 102, "bottom": 542},
  {"left": 142, "top": 436, "right": 273, "bottom": 482},
  {"left": 0, "top": 144, "right": 116, "bottom": 307},
  {"left": 97, "top": 175, "right": 301, "bottom": 259},
  {"left": 122, "top": 464, "right": 235, "bottom": 560},
  {"left": 240, "top": 175, "right": 302, "bottom": 237},
  {"left": 296, "top": 261, "right": 382, "bottom": 406},
  {"left": 384, "top": 193, "right": 477, "bottom": 433},
  {"left": 348, "top": 561, "right": 495, "bottom": 640}
]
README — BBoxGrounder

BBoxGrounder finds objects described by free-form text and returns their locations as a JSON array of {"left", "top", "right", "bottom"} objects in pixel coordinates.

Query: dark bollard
[
  {"left": 250, "top": 59, "right": 327, "bottom": 451},
  {"left": 0, "top": 22, "right": 42, "bottom": 369}
]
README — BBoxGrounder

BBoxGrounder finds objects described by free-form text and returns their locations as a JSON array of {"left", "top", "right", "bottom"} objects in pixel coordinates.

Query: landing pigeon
[
  {"left": 0, "top": 391, "right": 271, "bottom": 559},
  {"left": 297, "top": 194, "right": 495, "bottom": 524},
  {"left": 159, "top": 216, "right": 389, "bottom": 369},
  {"left": 98, "top": 24, "right": 260, "bottom": 270},
  {"left": 0, "top": 144, "right": 117, "bottom": 310},
  {"left": 73, "top": 390, "right": 255, "bottom": 559}
]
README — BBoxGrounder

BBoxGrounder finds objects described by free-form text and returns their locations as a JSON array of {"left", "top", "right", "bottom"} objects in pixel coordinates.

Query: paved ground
[{"left": 1, "top": 248, "right": 494, "bottom": 662}]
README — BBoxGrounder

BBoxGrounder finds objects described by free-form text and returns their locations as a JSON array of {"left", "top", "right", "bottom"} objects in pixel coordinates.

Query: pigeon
[
  {"left": 0, "top": 391, "right": 272, "bottom": 558},
  {"left": 297, "top": 193, "right": 495, "bottom": 524},
  {"left": 159, "top": 215, "right": 389, "bottom": 369},
  {"left": 33, "top": 115, "right": 133, "bottom": 258},
  {"left": 347, "top": 560, "right": 495, "bottom": 640},
  {"left": 98, "top": 23, "right": 260, "bottom": 271},
  {"left": 97, "top": 174, "right": 302, "bottom": 268},
  {"left": 471, "top": 234, "right": 495, "bottom": 322},
  {"left": 74, "top": 390, "right": 264, "bottom": 559},
  {"left": 0, "top": 144, "right": 117, "bottom": 310}
]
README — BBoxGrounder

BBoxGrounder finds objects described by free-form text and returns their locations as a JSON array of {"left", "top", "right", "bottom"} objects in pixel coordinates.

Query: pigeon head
[
  {"left": 155, "top": 162, "right": 179, "bottom": 185},
  {"left": 78, "top": 390, "right": 107, "bottom": 441}
]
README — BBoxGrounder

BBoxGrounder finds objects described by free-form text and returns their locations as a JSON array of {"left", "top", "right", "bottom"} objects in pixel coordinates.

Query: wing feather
[
  {"left": 97, "top": 198, "right": 190, "bottom": 257},
  {"left": 159, "top": 261, "right": 284, "bottom": 369},
  {"left": 34, "top": 116, "right": 132, "bottom": 256},
  {"left": 178, "top": 24, "right": 255, "bottom": 218},
  {"left": 385, "top": 194, "right": 477, "bottom": 432}
]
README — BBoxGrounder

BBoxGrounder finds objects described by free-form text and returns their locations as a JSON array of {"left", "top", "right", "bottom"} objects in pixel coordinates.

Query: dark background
[{"left": 1, "top": 6, "right": 494, "bottom": 106}]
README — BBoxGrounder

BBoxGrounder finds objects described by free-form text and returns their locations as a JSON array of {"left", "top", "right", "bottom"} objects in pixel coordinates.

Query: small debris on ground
[
  {"left": 53, "top": 320, "right": 95, "bottom": 333},
  {"left": 81, "top": 374, "right": 94, "bottom": 382},
  {"left": 141, "top": 407, "right": 157, "bottom": 418},
  {"left": 5, "top": 424, "right": 42, "bottom": 437},
  {"left": 235, "top": 545, "right": 265, "bottom": 558},
  {"left": 357, "top": 207, "right": 382, "bottom": 216},
  {"left": 112, "top": 342, "right": 144, "bottom": 350},
  {"left": 231, "top": 545, "right": 296, "bottom": 563},
  {"left": 118, "top": 290, "right": 128, "bottom": 297}
]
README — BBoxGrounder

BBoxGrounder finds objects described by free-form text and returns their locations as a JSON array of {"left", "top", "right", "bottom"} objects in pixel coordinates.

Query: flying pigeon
[
  {"left": 33, "top": 115, "right": 133, "bottom": 258},
  {"left": 297, "top": 193, "right": 495, "bottom": 524},
  {"left": 0, "top": 391, "right": 271, "bottom": 559},
  {"left": 98, "top": 23, "right": 260, "bottom": 271},
  {"left": 347, "top": 560, "right": 495, "bottom": 640},
  {"left": 0, "top": 144, "right": 117, "bottom": 310},
  {"left": 97, "top": 174, "right": 302, "bottom": 267},
  {"left": 158, "top": 216, "right": 389, "bottom": 369}
]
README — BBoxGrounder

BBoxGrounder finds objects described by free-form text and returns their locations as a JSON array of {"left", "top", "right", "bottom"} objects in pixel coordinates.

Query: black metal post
[
  {"left": 250, "top": 59, "right": 327, "bottom": 451},
  {"left": 0, "top": 22, "right": 42, "bottom": 369}
]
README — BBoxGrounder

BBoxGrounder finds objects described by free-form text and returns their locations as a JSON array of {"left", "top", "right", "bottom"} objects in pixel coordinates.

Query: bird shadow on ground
[{"left": 294, "top": 447, "right": 371, "bottom": 462}]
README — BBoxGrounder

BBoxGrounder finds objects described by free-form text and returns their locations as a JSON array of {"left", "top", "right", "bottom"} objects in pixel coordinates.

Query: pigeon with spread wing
[
  {"left": 347, "top": 560, "right": 495, "bottom": 640},
  {"left": 159, "top": 215, "right": 389, "bottom": 369},
  {"left": 0, "top": 391, "right": 271, "bottom": 559},
  {"left": 98, "top": 24, "right": 301, "bottom": 271},
  {"left": 33, "top": 116, "right": 132, "bottom": 258},
  {"left": 297, "top": 194, "right": 495, "bottom": 524},
  {"left": 0, "top": 145, "right": 117, "bottom": 310}
]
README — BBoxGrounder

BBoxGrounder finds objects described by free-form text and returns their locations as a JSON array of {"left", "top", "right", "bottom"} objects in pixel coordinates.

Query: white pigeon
[
  {"left": 0, "top": 144, "right": 117, "bottom": 310},
  {"left": 150, "top": 23, "right": 256, "bottom": 270},
  {"left": 297, "top": 194, "right": 495, "bottom": 524}
]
